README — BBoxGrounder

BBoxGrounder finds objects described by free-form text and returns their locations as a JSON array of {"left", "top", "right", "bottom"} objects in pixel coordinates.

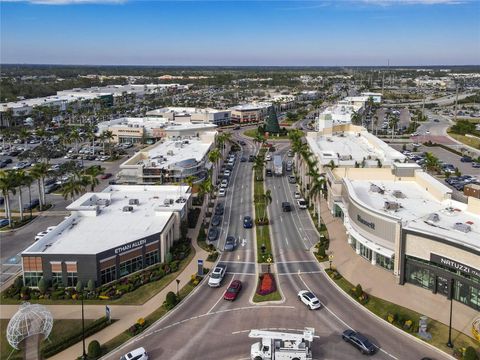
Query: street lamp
[
  {"left": 176, "top": 279, "right": 180, "bottom": 297},
  {"left": 447, "top": 278, "right": 454, "bottom": 348},
  {"left": 81, "top": 296, "right": 87, "bottom": 360},
  {"left": 328, "top": 254, "right": 334, "bottom": 270}
]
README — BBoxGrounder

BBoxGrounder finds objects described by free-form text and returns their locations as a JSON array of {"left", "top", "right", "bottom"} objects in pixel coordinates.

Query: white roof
[
  {"left": 22, "top": 185, "right": 190, "bottom": 255},
  {"left": 230, "top": 102, "right": 271, "bottom": 111},
  {"left": 307, "top": 130, "right": 406, "bottom": 166},
  {"left": 164, "top": 123, "right": 217, "bottom": 132},
  {"left": 347, "top": 179, "right": 480, "bottom": 251}
]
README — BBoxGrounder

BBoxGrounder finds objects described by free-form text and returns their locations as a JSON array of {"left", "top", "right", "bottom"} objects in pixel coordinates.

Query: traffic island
[
  {"left": 324, "top": 269, "right": 480, "bottom": 359},
  {"left": 252, "top": 272, "right": 281, "bottom": 303}
]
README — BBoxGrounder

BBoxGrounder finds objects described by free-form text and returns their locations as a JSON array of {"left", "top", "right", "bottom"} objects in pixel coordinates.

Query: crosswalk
[{"left": 217, "top": 260, "right": 323, "bottom": 276}]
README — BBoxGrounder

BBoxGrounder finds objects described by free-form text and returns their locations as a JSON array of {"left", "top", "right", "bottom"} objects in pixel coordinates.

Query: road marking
[
  {"left": 220, "top": 260, "right": 256, "bottom": 264},
  {"left": 285, "top": 237, "right": 289, "bottom": 245},
  {"left": 207, "top": 275, "right": 235, "bottom": 314},
  {"left": 277, "top": 260, "right": 318, "bottom": 264},
  {"left": 226, "top": 272, "right": 256, "bottom": 276},
  {"left": 277, "top": 271, "right": 323, "bottom": 276}
]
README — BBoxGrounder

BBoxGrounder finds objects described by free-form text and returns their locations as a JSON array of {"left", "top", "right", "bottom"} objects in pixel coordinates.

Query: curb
[{"left": 317, "top": 259, "right": 457, "bottom": 360}]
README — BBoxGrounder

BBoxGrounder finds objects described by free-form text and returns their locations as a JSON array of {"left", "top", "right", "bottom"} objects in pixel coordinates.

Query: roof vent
[
  {"left": 427, "top": 213, "right": 440, "bottom": 223},
  {"left": 384, "top": 201, "right": 401, "bottom": 211},
  {"left": 392, "top": 190, "right": 406, "bottom": 199},
  {"left": 122, "top": 206, "right": 134, "bottom": 213},
  {"left": 129, "top": 199, "right": 139, "bottom": 205},
  {"left": 453, "top": 222, "right": 471, "bottom": 233},
  {"left": 164, "top": 198, "right": 174, "bottom": 206},
  {"left": 370, "top": 184, "right": 385, "bottom": 194}
]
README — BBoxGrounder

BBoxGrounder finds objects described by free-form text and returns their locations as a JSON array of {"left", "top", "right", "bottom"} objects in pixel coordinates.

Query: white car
[
  {"left": 294, "top": 191, "right": 301, "bottom": 199},
  {"left": 208, "top": 264, "right": 227, "bottom": 287},
  {"left": 265, "top": 154, "right": 272, "bottom": 161},
  {"left": 218, "top": 188, "right": 226, "bottom": 197},
  {"left": 120, "top": 347, "right": 149, "bottom": 360},
  {"left": 297, "top": 198, "right": 307, "bottom": 209},
  {"left": 298, "top": 290, "right": 321, "bottom": 310},
  {"left": 220, "top": 179, "right": 229, "bottom": 188},
  {"left": 223, "top": 170, "right": 231, "bottom": 177}
]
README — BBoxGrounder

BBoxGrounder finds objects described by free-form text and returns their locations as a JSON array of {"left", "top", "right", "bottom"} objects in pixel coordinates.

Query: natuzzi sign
[{"left": 430, "top": 254, "right": 480, "bottom": 279}]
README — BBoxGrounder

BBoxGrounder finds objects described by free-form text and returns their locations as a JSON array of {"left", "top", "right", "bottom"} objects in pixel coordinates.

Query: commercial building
[
  {"left": 229, "top": 103, "right": 271, "bottom": 124},
  {"left": 303, "top": 124, "right": 480, "bottom": 311},
  {"left": 21, "top": 185, "right": 191, "bottom": 287},
  {"left": 146, "top": 107, "right": 231, "bottom": 126},
  {"left": 117, "top": 129, "right": 216, "bottom": 184},
  {"left": 96, "top": 117, "right": 170, "bottom": 144}
]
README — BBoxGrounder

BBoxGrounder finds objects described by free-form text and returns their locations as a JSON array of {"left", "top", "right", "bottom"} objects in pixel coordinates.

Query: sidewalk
[
  {"left": 1, "top": 202, "right": 209, "bottom": 359},
  {"left": 320, "top": 202, "right": 478, "bottom": 338}
]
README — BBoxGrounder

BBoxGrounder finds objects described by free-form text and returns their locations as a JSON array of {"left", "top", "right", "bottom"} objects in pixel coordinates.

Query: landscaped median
[{"left": 324, "top": 268, "right": 480, "bottom": 360}]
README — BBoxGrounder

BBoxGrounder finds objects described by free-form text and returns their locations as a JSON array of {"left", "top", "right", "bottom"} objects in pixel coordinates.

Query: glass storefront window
[
  {"left": 67, "top": 272, "right": 78, "bottom": 287},
  {"left": 350, "top": 236, "right": 356, "bottom": 250},
  {"left": 119, "top": 256, "right": 143, "bottom": 277},
  {"left": 24, "top": 272, "right": 43, "bottom": 287},
  {"left": 52, "top": 272, "right": 63, "bottom": 286},
  {"left": 405, "top": 262, "right": 435, "bottom": 291},
  {"left": 359, "top": 243, "right": 372, "bottom": 261},
  {"left": 376, "top": 253, "right": 393, "bottom": 271},
  {"left": 145, "top": 251, "right": 159, "bottom": 267},
  {"left": 101, "top": 266, "right": 116, "bottom": 285}
]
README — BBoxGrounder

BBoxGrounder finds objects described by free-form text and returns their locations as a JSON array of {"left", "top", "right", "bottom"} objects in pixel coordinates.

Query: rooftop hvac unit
[
  {"left": 453, "top": 222, "right": 471, "bottom": 233},
  {"left": 384, "top": 201, "right": 401, "bottom": 211},
  {"left": 392, "top": 190, "right": 406, "bottom": 199},
  {"left": 427, "top": 213, "right": 440, "bottom": 223},
  {"left": 370, "top": 184, "right": 385, "bottom": 194},
  {"left": 122, "top": 206, "right": 134, "bottom": 212},
  {"left": 129, "top": 199, "right": 140, "bottom": 205},
  {"left": 167, "top": 150, "right": 174, "bottom": 156},
  {"left": 164, "top": 198, "right": 174, "bottom": 206}
]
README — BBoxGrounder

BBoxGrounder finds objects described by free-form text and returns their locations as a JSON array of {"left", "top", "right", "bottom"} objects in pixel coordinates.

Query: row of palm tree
[
  {"left": 288, "top": 129, "right": 326, "bottom": 228},
  {"left": 60, "top": 165, "right": 105, "bottom": 202}
]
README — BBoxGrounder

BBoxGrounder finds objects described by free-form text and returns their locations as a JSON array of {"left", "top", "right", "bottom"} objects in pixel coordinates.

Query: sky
[{"left": 1, "top": 0, "right": 479, "bottom": 66}]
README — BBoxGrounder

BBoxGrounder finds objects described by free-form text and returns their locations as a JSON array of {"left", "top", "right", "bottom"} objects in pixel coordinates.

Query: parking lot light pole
[
  {"left": 81, "top": 296, "right": 87, "bottom": 359},
  {"left": 176, "top": 279, "right": 180, "bottom": 297},
  {"left": 328, "top": 254, "right": 334, "bottom": 270},
  {"left": 447, "top": 278, "right": 454, "bottom": 348}
]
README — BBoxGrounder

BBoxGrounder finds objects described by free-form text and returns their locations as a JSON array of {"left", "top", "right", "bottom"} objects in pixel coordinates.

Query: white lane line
[
  {"left": 277, "top": 271, "right": 323, "bottom": 276},
  {"left": 207, "top": 275, "right": 235, "bottom": 314},
  {"left": 285, "top": 237, "right": 289, "bottom": 245},
  {"left": 226, "top": 272, "right": 256, "bottom": 276},
  {"left": 220, "top": 261, "right": 256, "bottom": 264},
  {"left": 277, "top": 260, "right": 318, "bottom": 264}
]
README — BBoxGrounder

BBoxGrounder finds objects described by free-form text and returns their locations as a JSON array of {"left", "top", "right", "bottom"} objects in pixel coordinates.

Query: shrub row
[
  {"left": 41, "top": 317, "right": 110, "bottom": 358},
  {"left": 187, "top": 208, "right": 201, "bottom": 229}
]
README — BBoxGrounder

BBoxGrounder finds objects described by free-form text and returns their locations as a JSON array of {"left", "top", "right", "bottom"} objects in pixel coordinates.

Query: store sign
[
  {"left": 430, "top": 253, "right": 480, "bottom": 279},
  {"left": 357, "top": 214, "right": 375, "bottom": 230},
  {"left": 114, "top": 239, "right": 147, "bottom": 255}
]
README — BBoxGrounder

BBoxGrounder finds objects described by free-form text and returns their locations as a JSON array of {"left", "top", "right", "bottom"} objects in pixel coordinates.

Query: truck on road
[
  {"left": 249, "top": 327, "right": 316, "bottom": 360},
  {"left": 273, "top": 155, "right": 283, "bottom": 176}
]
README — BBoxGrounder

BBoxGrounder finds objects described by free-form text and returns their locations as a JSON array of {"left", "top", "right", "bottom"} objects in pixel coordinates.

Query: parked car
[
  {"left": 220, "top": 179, "right": 229, "bottom": 188},
  {"left": 223, "top": 169, "right": 231, "bottom": 177},
  {"left": 13, "top": 162, "right": 30, "bottom": 170},
  {"left": 473, "top": 162, "right": 480, "bottom": 168},
  {"left": 288, "top": 175, "right": 296, "bottom": 184},
  {"left": 208, "top": 264, "right": 227, "bottom": 287},
  {"left": 0, "top": 218, "right": 9, "bottom": 227},
  {"left": 265, "top": 154, "right": 272, "bottom": 161},
  {"left": 211, "top": 215, "right": 222, "bottom": 227},
  {"left": 48, "top": 164, "right": 61, "bottom": 172},
  {"left": 208, "top": 227, "right": 219, "bottom": 242},
  {"left": 224, "top": 279, "right": 242, "bottom": 301},
  {"left": 287, "top": 150, "right": 294, "bottom": 157},
  {"left": 215, "top": 203, "right": 224, "bottom": 216},
  {"left": 0, "top": 162, "right": 6, "bottom": 168},
  {"left": 240, "top": 156, "right": 247, "bottom": 162},
  {"left": 461, "top": 156, "right": 472, "bottom": 163},
  {"left": 120, "top": 347, "right": 149, "bottom": 360},
  {"left": 224, "top": 236, "right": 236, "bottom": 251},
  {"left": 23, "top": 199, "right": 40, "bottom": 211},
  {"left": 342, "top": 330, "right": 377, "bottom": 355},
  {"left": 218, "top": 188, "right": 227, "bottom": 197},
  {"left": 298, "top": 290, "right": 321, "bottom": 310},
  {"left": 243, "top": 216, "right": 253, "bottom": 228},
  {"left": 101, "top": 173, "right": 113, "bottom": 179},
  {"left": 3, "top": 158, "right": 12, "bottom": 164},
  {"left": 294, "top": 191, "right": 301, "bottom": 199},
  {"left": 282, "top": 202, "right": 292, "bottom": 212},
  {"left": 297, "top": 199, "right": 307, "bottom": 209},
  {"left": 239, "top": 140, "right": 246, "bottom": 145},
  {"left": 45, "top": 183, "right": 59, "bottom": 194}
]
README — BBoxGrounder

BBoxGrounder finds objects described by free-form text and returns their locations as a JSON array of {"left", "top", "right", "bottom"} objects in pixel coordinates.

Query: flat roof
[
  {"left": 230, "top": 103, "right": 271, "bottom": 111},
  {"left": 307, "top": 130, "right": 405, "bottom": 166},
  {"left": 347, "top": 179, "right": 480, "bottom": 251},
  {"left": 23, "top": 185, "right": 190, "bottom": 255}
]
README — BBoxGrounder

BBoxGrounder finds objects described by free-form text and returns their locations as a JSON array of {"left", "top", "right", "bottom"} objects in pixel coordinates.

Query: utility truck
[
  {"left": 249, "top": 327, "right": 315, "bottom": 360},
  {"left": 273, "top": 155, "right": 283, "bottom": 176}
]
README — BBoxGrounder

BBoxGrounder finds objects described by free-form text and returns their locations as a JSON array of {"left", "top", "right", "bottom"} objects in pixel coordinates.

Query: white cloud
[{"left": 1, "top": 0, "right": 126, "bottom": 4}]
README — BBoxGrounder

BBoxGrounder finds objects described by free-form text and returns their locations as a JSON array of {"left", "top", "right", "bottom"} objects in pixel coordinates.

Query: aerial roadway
[{"left": 103, "top": 131, "right": 449, "bottom": 360}]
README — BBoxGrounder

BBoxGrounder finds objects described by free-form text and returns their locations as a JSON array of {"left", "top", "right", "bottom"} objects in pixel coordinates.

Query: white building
[{"left": 146, "top": 107, "right": 230, "bottom": 126}]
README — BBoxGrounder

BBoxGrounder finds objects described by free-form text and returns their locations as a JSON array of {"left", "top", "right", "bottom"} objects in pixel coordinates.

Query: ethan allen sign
[
  {"left": 115, "top": 239, "right": 147, "bottom": 255},
  {"left": 430, "top": 254, "right": 480, "bottom": 279}
]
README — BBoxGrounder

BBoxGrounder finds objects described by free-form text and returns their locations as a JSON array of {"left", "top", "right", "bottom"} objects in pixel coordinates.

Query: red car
[
  {"left": 223, "top": 280, "right": 242, "bottom": 301},
  {"left": 100, "top": 173, "right": 113, "bottom": 179}
]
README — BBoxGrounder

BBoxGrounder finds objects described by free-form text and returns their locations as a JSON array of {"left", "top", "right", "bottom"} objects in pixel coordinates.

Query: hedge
[{"left": 41, "top": 317, "right": 111, "bottom": 358}]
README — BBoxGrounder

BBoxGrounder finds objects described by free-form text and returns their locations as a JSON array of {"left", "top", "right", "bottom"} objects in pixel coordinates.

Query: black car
[
  {"left": 282, "top": 202, "right": 292, "bottom": 212},
  {"left": 211, "top": 215, "right": 222, "bottom": 227},
  {"left": 265, "top": 169, "right": 273, "bottom": 177},
  {"left": 3, "top": 158, "right": 12, "bottom": 164},
  {"left": 461, "top": 156, "right": 472, "bottom": 163},
  {"left": 23, "top": 199, "right": 40, "bottom": 211},
  {"left": 248, "top": 155, "right": 256, "bottom": 162},
  {"left": 8, "top": 150, "right": 21, "bottom": 157},
  {"left": 208, "top": 227, "right": 219, "bottom": 242},
  {"left": 239, "top": 140, "right": 246, "bottom": 145},
  {"left": 0, "top": 162, "right": 6, "bottom": 168},
  {"left": 215, "top": 203, "right": 225, "bottom": 216},
  {"left": 342, "top": 330, "right": 377, "bottom": 355},
  {"left": 224, "top": 236, "right": 236, "bottom": 251},
  {"left": 243, "top": 216, "right": 253, "bottom": 228},
  {"left": 45, "top": 183, "right": 59, "bottom": 194},
  {"left": 240, "top": 157, "right": 247, "bottom": 162}
]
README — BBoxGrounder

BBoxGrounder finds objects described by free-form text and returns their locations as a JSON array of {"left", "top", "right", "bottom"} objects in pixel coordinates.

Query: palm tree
[
  {"left": 309, "top": 175, "right": 326, "bottom": 228},
  {"left": 424, "top": 152, "right": 440, "bottom": 173},
  {"left": 69, "top": 128, "right": 82, "bottom": 154},
  {"left": 13, "top": 170, "right": 31, "bottom": 221},
  {"left": 184, "top": 175, "right": 196, "bottom": 189},
  {"left": 18, "top": 128, "right": 30, "bottom": 149},
  {"left": 252, "top": 156, "right": 266, "bottom": 181},
  {"left": 351, "top": 110, "right": 363, "bottom": 126},
  {"left": 0, "top": 170, "right": 16, "bottom": 227},
  {"left": 262, "top": 189, "right": 272, "bottom": 221},
  {"left": 253, "top": 132, "right": 266, "bottom": 153},
  {"left": 31, "top": 162, "right": 49, "bottom": 210},
  {"left": 208, "top": 148, "right": 221, "bottom": 183},
  {"left": 83, "top": 166, "right": 104, "bottom": 192},
  {"left": 61, "top": 177, "right": 84, "bottom": 203},
  {"left": 199, "top": 178, "right": 213, "bottom": 210}
]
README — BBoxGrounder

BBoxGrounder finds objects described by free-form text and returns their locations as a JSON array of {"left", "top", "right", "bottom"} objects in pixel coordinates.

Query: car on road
[
  {"left": 282, "top": 202, "right": 292, "bottom": 212},
  {"left": 434, "top": 119, "right": 440, "bottom": 122},
  {"left": 208, "top": 227, "right": 219, "bottom": 242},
  {"left": 243, "top": 216, "right": 253, "bottom": 228},
  {"left": 45, "top": 183, "right": 59, "bottom": 194},
  {"left": 341, "top": 330, "right": 377, "bottom": 355},
  {"left": 288, "top": 175, "right": 296, "bottom": 184},
  {"left": 0, "top": 219, "right": 9, "bottom": 228},
  {"left": 218, "top": 188, "right": 226, "bottom": 197},
  {"left": 120, "top": 347, "right": 149, "bottom": 360},
  {"left": 240, "top": 156, "right": 247, "bottom": 162},
  {"left": 239, "top": 140, "right": 246, "bottom": 145},
  {"left": 224, "top": 235, "right": 236, "bottom": 251},
  {"left": 461, "top": 156, "right": 472, "bottom": 163},
  {"left": 294, "top": 191, "right": 301, "bottom": 199},
  {"left": 298, "top": 290, "right": 321, "bottom": 310},
  {"left": 297, "top": 199, "right": 307, "bottom": 209},
  {"left": 265, "top": 168, "right": 273, "bottom": 177},
  {"left": 287, "top": 150, "right": 294, "bottom": 157},
  {"left": 473, "top": 162, "right": 480, "bottom": 168},
  {"left": 211, "top": 215, "right": 222, "bottom": 227},
  {"left": 215, "top": 203, "right": 224, "bottom": 216},
  {"left": 248, "top": 155, "right": 256, "bottom": 162},
  {"left": 224, "top": 280, "right": 242, "bottom": 301},
  {"left": 208, "top": 264, "right": 227, "bottom": 287},
  {"left": 101, "top": 173, "right": 113, "bottom": 179}
]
